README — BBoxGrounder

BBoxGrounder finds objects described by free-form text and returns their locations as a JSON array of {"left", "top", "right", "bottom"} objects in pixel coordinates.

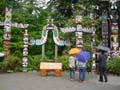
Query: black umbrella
[{"left": 96, "top": 45, "right": 110, "bottom": 52}]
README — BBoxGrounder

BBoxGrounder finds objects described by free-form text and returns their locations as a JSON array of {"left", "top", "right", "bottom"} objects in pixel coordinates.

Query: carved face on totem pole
[
  {"left": 110, "top": 0, "right": 117, "bottom": 9},
  {"left": 4, "top": 8, "right": 12, "bottom": 32},
  {"left": 5, "top": 8, "right": 12, "bottom": 21}
]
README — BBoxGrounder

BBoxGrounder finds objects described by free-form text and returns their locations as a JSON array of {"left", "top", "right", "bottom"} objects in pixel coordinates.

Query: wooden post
[
  {"left": 23, "top": 28, "right": 29, "bottom": 72},
  {"left": 91, "top": 26, "right": 96, "bottom": 74},
  {"left": 55, "top": 45, "right": 58, "bottom": 62},
  {"left": 42, "top": 44, "right": 45, "bottom": 58}
]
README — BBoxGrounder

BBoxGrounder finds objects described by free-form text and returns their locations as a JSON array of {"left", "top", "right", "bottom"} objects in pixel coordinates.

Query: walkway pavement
[{"left": 0, "top": 71, "right": 120, "bottom": 90}]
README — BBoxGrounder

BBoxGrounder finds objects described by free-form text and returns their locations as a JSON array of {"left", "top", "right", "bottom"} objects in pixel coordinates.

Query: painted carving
[{"left": 34, "top": 19, "right": 64, "bottom": 46}]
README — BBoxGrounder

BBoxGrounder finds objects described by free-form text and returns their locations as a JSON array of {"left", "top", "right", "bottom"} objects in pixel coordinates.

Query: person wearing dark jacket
[{"left": 98, "top": 50, "right": 108, "bottom": 82}]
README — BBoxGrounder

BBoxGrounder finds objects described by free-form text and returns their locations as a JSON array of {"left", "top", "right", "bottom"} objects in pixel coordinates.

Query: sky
[
  {"left": 45, "top": 0, "right": 50, "bottom": 2},
  {"left": 43, "top": 0, "right": 50, "bottom": 4},
  {"left": 35, "top": 0, "right": 50, "bottom": 8}
]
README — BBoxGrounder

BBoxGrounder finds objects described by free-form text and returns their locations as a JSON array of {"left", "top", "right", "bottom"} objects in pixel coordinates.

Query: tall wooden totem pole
[
  {"left": 0, "top": 8, "right": 29, "bottom": 72},
  {"left": 99, "top": 0, "right": 119, "bottom": 57},
  {"left": 109, "top": 0, "right": 119, "bottom": 54},
  {"left": 101, "top": 10, "right": 109, "bottom": 47},
  {"left": 0, "top": 8, "right": 12, "bottom": 56},
  {"left": 60, "top": 18, "right": 96, "bottom": 73}
]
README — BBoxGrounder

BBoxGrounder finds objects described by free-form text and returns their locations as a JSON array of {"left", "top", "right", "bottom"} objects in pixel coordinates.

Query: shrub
[
  {"left": 13, "top": 51, "right": 22, "bottom": 58},
  {"left": 3, "top": 55, "right": 22, "bottom": 72},
  {"left": 86, "top": 59, "right": 92, "bottom": 72},
  {"left": 58, "top": 55, "right": 94, "bottom": 71},
  {"left": 0, "top": 62, "right": 4, "bottom": 72},
  {"left": 58, "top": 55, "right": 69, "bottom": 71},
  {"left": 28, "top": 55, "right": 49, "bottom": 71},
  {"left": 107, "top": 58, "right": 120, "bottom": 75}
]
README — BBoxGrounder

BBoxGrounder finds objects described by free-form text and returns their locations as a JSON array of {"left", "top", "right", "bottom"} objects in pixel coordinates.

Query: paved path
[{"left": 0, "top": 72, "right": 120, "bottom": 90}]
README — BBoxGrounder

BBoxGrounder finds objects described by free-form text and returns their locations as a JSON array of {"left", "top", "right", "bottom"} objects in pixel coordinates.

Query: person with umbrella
[
  {"left": 98, "top": 50, "right": 108, "bottom": 82},
  {"left": 76, "top": 50, "right": 91, "bottom": 82},
  {"left": 68, "top": 47, "right": 81, "bottom": 80}
]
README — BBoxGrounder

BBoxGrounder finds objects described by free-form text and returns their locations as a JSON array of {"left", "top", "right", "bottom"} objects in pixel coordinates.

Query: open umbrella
[
  {"left": 68, "top": 48, "right": 81, "bottom": 55},
  {"left": 77, "top": 50, "right": 91, "bottom": 62},
  {"left": 96, "top": 45, "right": 110, "bottom": 52}
]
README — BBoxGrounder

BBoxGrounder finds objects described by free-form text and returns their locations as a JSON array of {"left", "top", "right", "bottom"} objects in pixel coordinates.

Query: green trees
[
  {"left": 0, "top": 0, "right": 102, "bottom": 58},
  {"left": 0, "top": 0, "right": 66, "bottom": 60}
]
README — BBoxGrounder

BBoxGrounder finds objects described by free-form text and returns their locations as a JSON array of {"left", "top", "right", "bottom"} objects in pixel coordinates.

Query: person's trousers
[
  {"left": 70, "top": 68, "right": 75, "bottom": 79},
  {"left": 99, "top": 67, "right": 108, "bottom": 82},
  {"left": 79, "top": 67, "right": 86, "bottom": 81}
]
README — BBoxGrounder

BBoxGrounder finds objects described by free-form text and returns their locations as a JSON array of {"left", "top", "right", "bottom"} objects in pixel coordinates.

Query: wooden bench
[{"left": 40, "top": 62, "right": 62, "bottom": 77}]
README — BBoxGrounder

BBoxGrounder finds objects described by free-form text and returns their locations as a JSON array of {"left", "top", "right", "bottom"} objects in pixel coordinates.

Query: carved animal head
[{"left": 5, "top": 8, "right": 12, "bottom": 20}]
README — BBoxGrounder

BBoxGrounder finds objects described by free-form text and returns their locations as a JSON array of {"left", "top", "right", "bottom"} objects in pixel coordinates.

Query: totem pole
[
  {"left": 0, "top": 8, "right": 29, "bottom": 72},
  {"left": 30, "top": 18, "right": 64, "bottom": 61},
  {"left": 109, "top": 0, "right": 119, "bottom": 56},
  {"left": 75, "top": 16, "right": 83, "bottom": 48},
  {"left": 12, "top": 23, "right": 29, "bottom": 72},
  {"left": 12, "top": 24, "right": 29, "bottom": 72},
  {"left": 98, "top": 0, "right": 120, "bottom": 58},
  {"left": 23, "top": 28, "right": 29, "bottom": 72},
  {"left": 101, "top": 10, "right": 109, "bottom": 47},
  {"left": 0, "top": 8, "right": 12, "bottom": 56},
  {"left": 91, "top": 26, "right": 96, "bottom": 73},
  {"left": 60, "top": 18, "right": 96, "bottom": 73}
]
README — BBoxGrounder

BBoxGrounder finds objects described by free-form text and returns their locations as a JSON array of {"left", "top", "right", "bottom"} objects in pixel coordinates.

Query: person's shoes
[
  {"left": 80, "top": 80, "right": 86, "bottom": 83},
  {"left": 79, "top": 80, "right": 83, "bottom": 83},
  {"left": 99, "top": 80, "right": 103, "bottom": 82},
  {"left": 70, "top": 78, "right": 74, "bottom": 81},
  {"left": 105, "top": 80, "right": 108, "bottom": 83}
]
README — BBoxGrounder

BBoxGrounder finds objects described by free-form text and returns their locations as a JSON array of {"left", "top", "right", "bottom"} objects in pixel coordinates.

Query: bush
[
  {"left": 13, "top": 51, "right": 22, "bottom": 58},
  {"left": 86, "top": 59, "right": 92, "bottom": 72},
  {"left": 3, "top": 55, "right": 22, "bottom": 72},
  {"left": 107, "top": 58, "right": 120, "bottom": 75},
  {"left": 28, "top": 55, "right": 49, "bottom": 71},
  {"left": 58, "top": 55, "right": 69, "bottom": 71},
  {"left": 0, "top": 62, "right": 4, "bottom": 72},
  {"left": 58, "top": 55, "right": 94, "bottom": 71}
]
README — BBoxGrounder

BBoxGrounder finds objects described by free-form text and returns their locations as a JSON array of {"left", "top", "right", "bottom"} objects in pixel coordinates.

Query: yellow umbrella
[{"left": 68, "top": 48, "right": 81, "bottom": 55}]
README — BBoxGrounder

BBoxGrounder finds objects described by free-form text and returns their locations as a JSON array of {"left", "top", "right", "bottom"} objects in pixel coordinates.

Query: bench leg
[
  {"left": 54, "top": 70, "right": 61, "bottom": 77},
  {"left": 40, "top": 69, "right": 47, "bottom": 76}
]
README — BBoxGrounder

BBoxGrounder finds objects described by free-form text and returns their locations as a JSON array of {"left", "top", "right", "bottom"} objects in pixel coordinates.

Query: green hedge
[
  {"left": 107, "top": 58, "right": 120, "bottom": 76},
  {"left": 27, "top": 55, "right": 49, "bottom": 71},
  {"left": 86, "top": 59, "right": 92, "bottom": 72},
  {"left": 58, "top": 55, "right": 69, "bottom": 71},
  {"left": 1, "top": 54, "right": 120, "bottom": 76},
  {"left": 2, "top": 55, "right": 22, "bottom": 72},
  {"left": 0, "top": 62, "right": 3, "bottom": 72}
]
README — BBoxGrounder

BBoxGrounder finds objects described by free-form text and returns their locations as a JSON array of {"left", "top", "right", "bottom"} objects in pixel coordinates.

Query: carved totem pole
[
  {"left": 30, "top": 18, "right": 64, "bottom": 61},
  {"left": 0, "top": 8, "right": 29, "bottom": 72},
  {"left": 110, "top": 0, "right": 119, "bottom": 54},
  {"left": 60, "top": 19, "right": 96, "bottom": 73},
  {"left": 0, "top": 8, "right": 12, "bottom": 56},
  {"left": 98, "top": 0, "right": 120, "bottom": 58}
]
